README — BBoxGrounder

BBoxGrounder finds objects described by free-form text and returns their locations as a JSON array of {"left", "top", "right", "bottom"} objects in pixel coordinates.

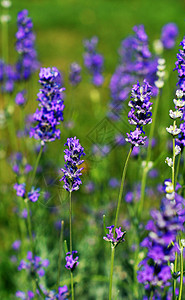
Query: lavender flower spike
[
  {"left": 60, "top": 137, "right": 85, "bottom": 192},
  {"left": 126, "top": 80, "right": 153, "bottom": 146},
  {"left": 103, "top": 225, "right": 126, "bottom": 248},
  {"left": 65, "top": 251, "right": 79, "bottom": 271},
  {"left": 30, "top": 67, "right": 65, "bottom": 145}
]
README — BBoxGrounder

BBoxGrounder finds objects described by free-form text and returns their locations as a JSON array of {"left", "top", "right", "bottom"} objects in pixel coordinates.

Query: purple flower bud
[
  {"left": 65, "top": 251, "right": 79, "bottom": 271},
  {"left": 14, "top": 183, "right": 26, "bottom": 198}
]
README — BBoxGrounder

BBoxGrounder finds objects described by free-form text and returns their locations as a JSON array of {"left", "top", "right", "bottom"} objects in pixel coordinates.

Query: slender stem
[
  {"left": 173, "top": 251, "right": 177, "bottom": 300},
  {"left": 172, "top": 121, "right": 176, "bottom": 190},
  {"left": 57, "top": 220, "right": 64, "bottom": 288},
  {"left": 114, "top": 146, "right": 132, "bottom": 229},
  {"left": 108, "top": 146, "right": 132, "bottom": 300},
  {"left": 69, "top": 191, "right": 74, "bottom": 299},
  {"left": 109, "top": 247, "right": 115, "bottom": 300},
  {"left": 175, "top": 152, "right": 181, "bottom": 185},
  {"left": 29, "top": 145, "right": 43, "bottom": 190},
  {"left": 178, "top": 244, "right": 184, "bottom": 300},
  {"left": 25, "top": 200, "right": 34, "bottom": 254},
  {"left": 25, "top": 146, "right": 43, "bottom": 255},
  {"left": 71, "top": 271, "right": 74, "bottom": 300},
  {"left": 69, "top": 191, "right": 72, "bottom": 253},
  {"left": 139, "top": 90, "right": 161, "bottom": 217}
]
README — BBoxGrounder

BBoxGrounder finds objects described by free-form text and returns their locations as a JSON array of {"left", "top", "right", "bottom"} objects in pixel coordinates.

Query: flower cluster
[
  {"left": 15, "top": 90, "right": 27, "bottom": 106},
  {"left": 109, "top": 25, "right": 157, "bottom": 120},
  {"left": 161, "top": 23, "right": 178, "bottom": 50},
  {"left": 18, "top": 251, "right": 49, "bottom": 277},
  {"left": 15, "top": 290, "right": 34, "bottom": 300},
  {"left": 30, "top": 67, "right": 65, "bottom": 145},
  {"left": 126, "top": 80, "right": 153, "bottom": 146},
  {"left": 60, "top": 137, "right": 85, "bottom": 192},
  {"left": 103, "top": 225, "right": 126, "bottom": 248},
  {"left": 10, "top": 152, "right": 32, "bottom": 176},
  {"left": 137, "top": 198, "right": 182, "bottom": 298},
  {"left": 15, "top": 9, "right": 39, "bottom": 80},
  {"left": 0, "top": 60, "right": 17, "bottom": 93},
  {"left": 14, "top": 183, "right": 40, "bottom": 203},
  {"left": 69, "top": 62, "right": 81, "bottom": 86},
  {"left": 83, "top": 36, "right": 104, "bottom": 86},
  {"left": 65, "top": 251, "right": 79, "bottom": 271},
  {"left": 108, "top": 66, "right": 135, "bottom": 120}
]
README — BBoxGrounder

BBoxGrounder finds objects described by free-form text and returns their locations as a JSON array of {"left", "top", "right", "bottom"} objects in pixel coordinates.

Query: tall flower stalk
[
  {"left": 60, "top": 137, "right": 85, "bottom": 300},
  {"left": 107, "top": 79, "right": 153, "bottom": 299},
  {"left": 138, "top": 58, "right": 166, "bottom": 218}
]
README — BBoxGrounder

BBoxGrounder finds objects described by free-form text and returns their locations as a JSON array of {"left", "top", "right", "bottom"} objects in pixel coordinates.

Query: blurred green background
[{"left": 1, "top": 0, "right": 185, "bottom": 299}]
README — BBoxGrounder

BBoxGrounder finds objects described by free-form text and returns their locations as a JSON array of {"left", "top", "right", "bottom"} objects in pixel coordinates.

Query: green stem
[
  {"left": 175, "top": 152, "right": 181, "bottom": 185},
  {"left": 69, "top": 191, "right": 72, "bottom": 253},
  {"left": 114, "top": 146, "right": 132, "bottom": 229},
  {"left": 26, "top": 145, "right": 43, "bottom": 255},
  {"left": 57, "top": 220, "right": 64, "bottom": 288},
  {"left": 138, "top": 89, "right": 161, "bottom": 218},
  {"left": 71, "top": 271, "right": 74, "bottom": 300},
  {"left": 178, "top": 244, "right": 184, "bottom": 300},
  {"left": 173, "top": 251, "right": 177, "bottom": 300},
  {"left": 69, "top": 191, "right": 74, "bottom": 299},
  {"left": 25, "top": 200, "right": 34, "bottom": 255},
  {"left": 108, "top": 147, "right": 132, "bottom": 300},
  {"left": 29, "top": 145, "right": 43, "bottom": 190},
  {"left": 109, "top": 247, "right": 115, "bottom": 300},
  {"left": 172, "top": 121, "right": 176, "bottom": 190}
]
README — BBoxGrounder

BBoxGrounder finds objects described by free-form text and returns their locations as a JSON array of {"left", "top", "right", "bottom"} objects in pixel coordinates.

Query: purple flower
[
  {"left": 161, "top": 23, "right": 178, "bottom": 49},
  {"left": 21, "top": 208, "right": 28, "bottom": 219},
  {"left": 44, "top": 285, "right": 68, "bottom": 300},
  {"left": 15, "top": 90, "right": 27, "bottom": 106},
  {"left": 65, "top": 251, "right": 79, "bottom": 271},
  {"left": 83, "top": 36, "right": 104, "bottom": 86},
  {"left": 126, "top": 80, "right": 152, "bottom": 146},
  {"left": 15, "top": 9, "right": 39, "bottom": 80},
  {"left": 10, "top": 152, "right": 32, "bottom": 176},
  {"left": 60, "top": 137, "right": 85, "bottom": 192},
  {"left": 69, "top": 62, "right": 81, "bottom": 86},
  {"left": 12, "top": 240, "right": 21, "bottom": 251},
  {"left": 28, "top": 187, "right": 40, "bottom": 202},
  {"left": 15, "top": 290, "right": 34, "bottom": 299},
  {"left": 125, "top": 191, "right": 133, "bottom": 203},
  {"left": 103, "top": 225, "right": 126, "bottom": 248},
  {"left": 174, "top": 38, "right": 185, "bottom": 92},
  {"left": 30, "top": 67, "right": 65, "bottom": 145},
  {"left": 0, "top": 62, "right": 17, "bottom": 93},
  {"left": 138, "top": 198, "right": 183, "bottom": 296},
  {"left": 84, "top": 181, "right": 95, "bottom": 193},
  {"left": 109, "top": 178, "right": 120, "bottom": 189},
  {"left": 14, "top": 183, "right": 26, "bottom": 198},
  {"left": 18, "top": 251, "right": 49, "bottom": 277}
]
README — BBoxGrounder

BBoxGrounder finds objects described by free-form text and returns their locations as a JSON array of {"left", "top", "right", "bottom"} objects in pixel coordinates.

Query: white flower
[
  {"left": 0, "top": 14, "right": 10, "bottom": 23},
  {"left": 166, "top": 125, "right": 181, "bottom": 136},
  {"left": 155, "top": 80, "right": 164, "bottom": 89},
  {"left": 153, "top": 39, "right": 163, "bottom": 55},
  {"left": 1, "top": 0, "right": 11, "bottom": 8},
  {"left": 165, "top": 157, "right": 173, "bottom": 168},
  {"left": 173, "top": 99, "right": 185, "bottom": 108},
  {"left": 176, "top": 89, "right": 184, "bottom": 99},
  {"left": 175, "top": 145, "right": 181, "bottom": 156},
  {"left": 169, "top": 110, "right": 183, "bottom": 119}
]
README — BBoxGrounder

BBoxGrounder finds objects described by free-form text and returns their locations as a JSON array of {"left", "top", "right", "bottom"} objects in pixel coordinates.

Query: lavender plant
[
  {"left": 1, "top": 4, "right": 185, "bottom": 299},
  {"left": 60, "top": 137, "right": 85, "bottom": 300}
]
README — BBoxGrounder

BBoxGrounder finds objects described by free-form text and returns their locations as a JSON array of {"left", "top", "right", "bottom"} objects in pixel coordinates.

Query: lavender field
[{"left": 1, "top": 0, "right": 185, "bottom": 299}]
